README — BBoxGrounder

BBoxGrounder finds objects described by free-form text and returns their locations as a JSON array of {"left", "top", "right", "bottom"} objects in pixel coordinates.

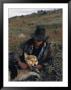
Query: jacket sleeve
[
  {"left": 14, "top": 42, "right": 26, "bottom": 63},
  {"left": 15, "top": 39, "right": 33, "bottom": 63},
  {"left": 39, "top": 43, "right": 53, "bottom": 66},
  {"left": 45, "top": 44, "right": 53, "bottom": 65}
]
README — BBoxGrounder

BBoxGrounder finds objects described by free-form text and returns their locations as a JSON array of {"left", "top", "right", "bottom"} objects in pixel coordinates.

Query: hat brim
[{"left": 32, "top": 35, "right": 48, "bottom": 41}]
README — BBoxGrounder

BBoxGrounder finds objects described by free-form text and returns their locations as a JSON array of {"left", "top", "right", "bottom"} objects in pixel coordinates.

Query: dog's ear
[{"left": 24, "top": 53, "right": 28, "bottom": 59}]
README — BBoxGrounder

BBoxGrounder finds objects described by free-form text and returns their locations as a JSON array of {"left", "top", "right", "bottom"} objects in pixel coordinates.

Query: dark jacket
[{"left": 16, "top": 39, "right": 53, "bottom": 66}]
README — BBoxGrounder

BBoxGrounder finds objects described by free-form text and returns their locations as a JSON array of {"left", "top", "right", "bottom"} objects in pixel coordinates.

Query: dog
[
  {"left": 9, "top": 53, "right": 40, "bottom": 81},
  {"left": 24, "top": 53, "right": 38, "bottom": 67}
]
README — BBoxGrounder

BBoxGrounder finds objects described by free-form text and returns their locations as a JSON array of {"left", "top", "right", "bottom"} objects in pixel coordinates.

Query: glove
[{"left": 36, "top": 64, "right": 43, "bottom": 70}]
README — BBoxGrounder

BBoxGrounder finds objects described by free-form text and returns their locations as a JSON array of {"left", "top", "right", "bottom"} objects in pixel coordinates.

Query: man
[
  {"left": 9, "top": 25, "right": 53, "bottom": 80},
  {"left": 15, "top": 25, "right": 53, "bottom": 70}
]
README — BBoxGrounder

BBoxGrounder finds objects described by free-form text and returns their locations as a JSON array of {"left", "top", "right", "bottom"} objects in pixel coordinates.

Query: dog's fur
[
  {"left": 13, "top": 70, "right": 40, "bottom": 81},
  {"left": 24, "top": 53, "right": 38, "bottom": 67}
]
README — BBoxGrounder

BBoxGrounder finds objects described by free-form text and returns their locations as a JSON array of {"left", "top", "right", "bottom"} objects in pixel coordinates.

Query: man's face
[{"left": 33, "top": 40, "right": 43, "bottom": 47}]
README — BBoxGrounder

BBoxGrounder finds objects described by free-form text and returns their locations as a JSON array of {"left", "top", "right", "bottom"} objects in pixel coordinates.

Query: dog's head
[{"left": 24, "top": 53, "right": 38, "bottom": 67}]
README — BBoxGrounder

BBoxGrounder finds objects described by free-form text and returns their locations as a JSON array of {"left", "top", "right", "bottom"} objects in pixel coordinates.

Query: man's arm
[
  {"left": 14, "top": 42, "right": 29, "bottom": 68},
  {"left": 39, "top": 43, "right": 53, "bottom": 66}
]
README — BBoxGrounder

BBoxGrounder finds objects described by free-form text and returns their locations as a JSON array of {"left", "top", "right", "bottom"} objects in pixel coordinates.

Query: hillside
[{"left": 9, "top": 9, "right": 62, "bottom": 52}]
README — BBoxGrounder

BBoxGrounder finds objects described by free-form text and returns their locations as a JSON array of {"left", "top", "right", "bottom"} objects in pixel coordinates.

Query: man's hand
[{"left": 36, "top": 64, "right": 43, "bottom": 70}]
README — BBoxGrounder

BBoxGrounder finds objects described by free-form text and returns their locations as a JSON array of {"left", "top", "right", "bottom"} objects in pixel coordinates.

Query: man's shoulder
[{"left": 20, "top": 39, "right": 33, "bottom": 49}]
